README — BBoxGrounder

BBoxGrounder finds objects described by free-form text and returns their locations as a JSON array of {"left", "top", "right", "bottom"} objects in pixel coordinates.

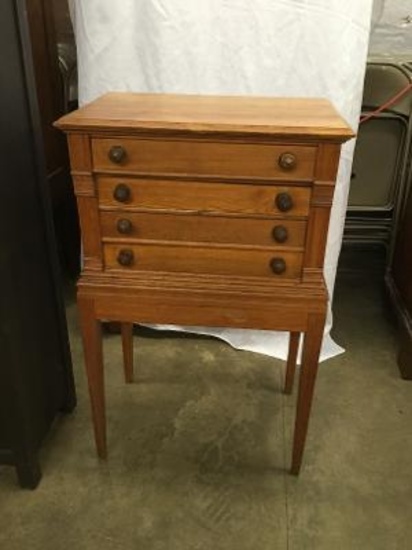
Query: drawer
[
  {"left": 92, "top": 138, "right": 316, "bottom": 181},
  {"left": 97, "top": 177, "right": 311, "bottom": 217},
  {"left": 104, "top": 243, "right": 303, "bottom": 279},
  {"left": 101, "top": 211, "right": 307, "bottom": 248}
]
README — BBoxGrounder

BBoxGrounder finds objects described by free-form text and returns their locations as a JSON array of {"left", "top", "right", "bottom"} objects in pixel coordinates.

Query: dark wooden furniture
[
  {"left": 386, "top": 174, "right": 412, "bottom": 379},
  {"left": 26, "top": 0, "right": 80, "bottom": 276},
  {"left": 0, "top": 0, "right": 76, "bottom": 489},
  {"left": 56, "top": 93, "right": 353, "bottom": 474}
]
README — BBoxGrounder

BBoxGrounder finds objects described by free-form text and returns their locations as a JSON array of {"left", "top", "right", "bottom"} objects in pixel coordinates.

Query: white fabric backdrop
[{"left": 69, "top": 0, "right": 373, "bottom": 361}]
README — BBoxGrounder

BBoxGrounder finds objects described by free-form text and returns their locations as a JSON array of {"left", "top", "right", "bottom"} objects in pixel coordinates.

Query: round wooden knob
[
  {"left": 275, "top": 192, "right": 294, "bottom": 212},
  {"left": 117, "top": 249, "right": 134, "bottom": 267},
  {"left": 270, "top": 257, "right": 286, "bottom": 275},
  {"left": 116, "top": 218, "right": 133, "bottom": 234},
  {"left": 272, "top": 225, "right": 288, "bottom": 243},
  {"left": 113, "top": 183, "right": 131, "bottom": 203},
  {"left": 108, "top": 145, "right": 126, "bottom": 164},
  {"left": 278, "top": 152, "right": 297, "bottom": 170}
]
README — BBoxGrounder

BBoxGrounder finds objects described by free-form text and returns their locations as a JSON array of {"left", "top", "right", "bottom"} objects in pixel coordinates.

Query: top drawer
[{"left": 91, "top": 138, "right": 316, "bottom": 181}]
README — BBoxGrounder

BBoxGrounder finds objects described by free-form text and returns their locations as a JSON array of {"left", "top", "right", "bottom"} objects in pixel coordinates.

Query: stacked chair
[{"left": 345, "top": 59, "right": 412, "bottom": 257}]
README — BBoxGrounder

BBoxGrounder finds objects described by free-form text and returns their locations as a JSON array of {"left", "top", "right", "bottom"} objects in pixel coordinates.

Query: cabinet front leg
[
  {"left": 77, "top": 296, "right": 107, "bottom": 459},
  {"left": 290, "top": 313, "right": 325, "bottom": 475}
]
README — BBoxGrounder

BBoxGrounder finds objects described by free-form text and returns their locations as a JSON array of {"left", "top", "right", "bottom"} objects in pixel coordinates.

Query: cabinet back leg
[
  {"left": 284, "top": 331, "right": 300, "bottom": 394},
  {"left": 121, "top": 323, "right": 134, "bottom": 383}
]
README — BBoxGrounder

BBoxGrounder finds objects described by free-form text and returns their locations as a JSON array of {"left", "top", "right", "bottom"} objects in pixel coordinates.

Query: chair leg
[
  {"left": 290, "top": 312, "right": 325, "bottom": 475},
  {"left": 284, "top": 332, "right": 300, "bottom": 394},
  {"left": 121, "top": 323, "right": 134, "bottom": 383}
]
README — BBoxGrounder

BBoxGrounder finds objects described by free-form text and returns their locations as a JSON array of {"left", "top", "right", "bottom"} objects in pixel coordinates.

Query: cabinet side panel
[
  {"left": 67, "top": 134, "right": 103, "bottom": 270},
  {"left": 302, "top": 143, "right": 341, "bottom": 283}
]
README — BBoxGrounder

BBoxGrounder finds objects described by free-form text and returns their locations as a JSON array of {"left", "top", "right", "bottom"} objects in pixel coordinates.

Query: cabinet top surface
[{"left": 55, "top": 92, "right": 354, "bottom": 141}]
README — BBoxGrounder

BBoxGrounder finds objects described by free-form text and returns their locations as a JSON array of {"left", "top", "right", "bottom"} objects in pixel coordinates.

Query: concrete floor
[{"left": 1, "top": 249, "right": 412, "bottom": 549}]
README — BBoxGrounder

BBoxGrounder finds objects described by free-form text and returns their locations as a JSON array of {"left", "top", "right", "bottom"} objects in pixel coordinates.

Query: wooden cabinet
[{"left": 56, "top": 93, "right": 352, "bottom": 474}]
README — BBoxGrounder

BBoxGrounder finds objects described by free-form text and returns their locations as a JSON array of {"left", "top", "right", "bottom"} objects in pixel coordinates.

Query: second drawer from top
[{"left": 97, "top": 177, "right": 311, "bottom": 218}]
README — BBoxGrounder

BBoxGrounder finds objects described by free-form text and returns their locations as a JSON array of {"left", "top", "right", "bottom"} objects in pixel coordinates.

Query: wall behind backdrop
[{"left": 370, "top": 0, "right": 412, "bottom": 55}]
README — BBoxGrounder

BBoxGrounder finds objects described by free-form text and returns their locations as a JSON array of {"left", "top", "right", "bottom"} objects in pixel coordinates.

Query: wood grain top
[{"left": 55, "top": 92, "right": 354, "bottom": 141}]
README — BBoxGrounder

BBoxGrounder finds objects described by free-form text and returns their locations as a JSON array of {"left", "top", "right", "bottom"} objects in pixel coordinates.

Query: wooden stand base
[{"left": 77, "top": 276, "right": 326, "bottom": 475}]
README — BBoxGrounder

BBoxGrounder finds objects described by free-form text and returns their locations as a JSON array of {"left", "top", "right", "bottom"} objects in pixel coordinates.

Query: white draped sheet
[{"left": 69, "top": 0, "right": 374, "bottom": 361}]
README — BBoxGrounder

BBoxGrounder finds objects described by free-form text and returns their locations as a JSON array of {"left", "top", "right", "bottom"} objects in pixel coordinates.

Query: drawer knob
[
  {"left": 270, "top": 257, "right": 286, "bottom": 275},
  {"left": 113, "top": 183, "right": 131, "bottom": 203},
  {"left": 275, "top": 192, "right": 294, "bottom": 212},
  {"left": 272, "top": 225, "right": 289, "bottom": 243},
  {"left": 108, "top": 145, "right": 127, "bottom": 164},
  {"left": 116, "top": 218, "right": 133, "bottom": 234},
  {"left": 117, "top": 249, "right": 134, "bottom": 267},
  {"left": 278, "top": 152, "right": 297, "bottom": 170}
]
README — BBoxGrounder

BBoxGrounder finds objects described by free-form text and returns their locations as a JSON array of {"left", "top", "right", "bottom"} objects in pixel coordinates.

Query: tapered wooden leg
[
  {"left": 121, "top": 323, "right": 134, "bottom": 383},
  {"left": 290, "top": 312, "right": 326, "bottom": 475},
  {"left": 284, "top": 332, "right": 300, "bottom": 394},
  {"left": 77, "top": 296, "right": 107, "bottom": 459}
]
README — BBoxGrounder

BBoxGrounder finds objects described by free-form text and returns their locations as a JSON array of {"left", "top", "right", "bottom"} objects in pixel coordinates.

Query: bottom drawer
[{"left": 104, "top": 243, "right": 303, "bottom": 279}]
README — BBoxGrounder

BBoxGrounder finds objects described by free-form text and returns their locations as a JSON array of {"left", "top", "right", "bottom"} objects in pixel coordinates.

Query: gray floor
[{"left": 1, "top": 249, "right": 412, "bottom": 549}]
